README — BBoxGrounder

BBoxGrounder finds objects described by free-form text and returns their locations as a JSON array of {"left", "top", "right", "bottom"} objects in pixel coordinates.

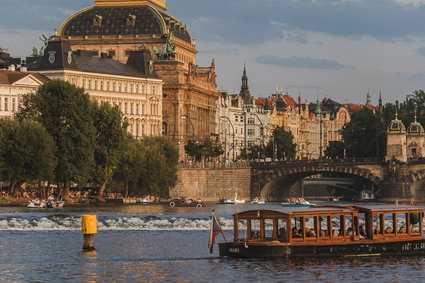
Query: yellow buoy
[{"left": 82, "top": 214, "right": 97, "bottom": 235}]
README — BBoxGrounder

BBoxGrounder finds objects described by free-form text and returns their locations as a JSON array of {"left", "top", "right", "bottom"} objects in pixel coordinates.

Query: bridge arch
[{"left": 252, "top": 163, "right": 383, "bottom": 201}]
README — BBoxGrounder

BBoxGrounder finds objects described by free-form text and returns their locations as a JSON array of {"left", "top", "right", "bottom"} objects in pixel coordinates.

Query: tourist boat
[
  {"left": 234, "top": 193, "right": 246, "bottom": 204},
  {"left": 251, "top": 197, "right": 266, "bottom": 205},
  {"left": 218, "top": 204, "right": 425, "bottom": 258},
  {"left": 136, "top": 199, "right": 150, "bottom": 204},
  {"left": 169, "top": 198, "right": 205, "bottom": 207},
  {"left": 281, "top": 198, "right": 315, "bottom": 207},
  {"left": 352, "top": 190, "right": 377, "bottom": 202},
  {"left": 27, "top": 199, "right": 64, "bottom": 208},
  {"left": 217, "top": 198, "right": 236, "bottom": 204}
]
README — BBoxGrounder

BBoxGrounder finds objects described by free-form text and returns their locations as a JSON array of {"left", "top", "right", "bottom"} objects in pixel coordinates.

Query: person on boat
[
  {"left": 398, "top": 226, "right": 407, "bottom": 233},
  {"left": 278, "top": 227, "right": 287, "bottom": 241},
  {"left": 252, "top": 231, "right": 260, "bottom": 239},
  {"left": 359, "top": 225, "right": 366, "bottom": 238},
  {"left": 293, "top": 229, "right": 302, "bottom": 238},
  {"left": 346, "top": 227, "right": 353, "bottom": 236},
  {"left": 385, "top": 227, "right": 393, "bottom": 234}
]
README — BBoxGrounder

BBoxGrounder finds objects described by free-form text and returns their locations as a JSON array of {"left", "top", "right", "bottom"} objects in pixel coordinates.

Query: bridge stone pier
[{"left": 172, "top": 159, "right": 425, "bottom": 202}]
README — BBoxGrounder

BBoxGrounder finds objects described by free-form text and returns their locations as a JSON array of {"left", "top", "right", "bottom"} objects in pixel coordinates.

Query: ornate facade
[
  {"left": 28, "top": 41, "right": 163, "bottom": 138},
  {"left": 54, "top": 0, "right": 219, "bottom": 157}
]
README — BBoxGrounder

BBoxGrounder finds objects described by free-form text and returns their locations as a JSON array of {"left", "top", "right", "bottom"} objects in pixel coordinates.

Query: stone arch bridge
[
  {"left": 251, "top": 159, "right": 425, "bottom": 202},
  {"left": 173, "top": 159, "right": 425, "bottom": 202}
]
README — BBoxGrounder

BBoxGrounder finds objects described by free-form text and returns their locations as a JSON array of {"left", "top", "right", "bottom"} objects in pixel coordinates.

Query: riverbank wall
[{"left": 171, "top": 167, "right": 252, "bottom": 201}]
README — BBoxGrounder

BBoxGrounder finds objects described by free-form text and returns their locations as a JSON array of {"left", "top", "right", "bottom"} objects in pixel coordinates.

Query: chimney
[
  {"left": 20, "top": 66, "right": 28, "bottom": 72},
  {"left": 8, "top": 64, "right": 15, "bottom": 71}
]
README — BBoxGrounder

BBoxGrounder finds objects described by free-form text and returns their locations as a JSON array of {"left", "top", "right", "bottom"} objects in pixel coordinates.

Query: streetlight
[
  {"left": 221, "top": 116, "right": 235, "bottom": 161},
  {"left": 180, "top": 114, "right": 195, "bottom": 140}
]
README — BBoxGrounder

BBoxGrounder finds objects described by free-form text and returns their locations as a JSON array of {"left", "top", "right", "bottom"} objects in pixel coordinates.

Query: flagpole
[{"left": 213, "top": 210, "right": 227, "bottom": 242}]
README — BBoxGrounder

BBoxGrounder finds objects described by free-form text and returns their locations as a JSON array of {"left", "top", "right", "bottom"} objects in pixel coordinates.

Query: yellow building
[{"left": 54, "top": 0, "right": 219, "bottom": 156}]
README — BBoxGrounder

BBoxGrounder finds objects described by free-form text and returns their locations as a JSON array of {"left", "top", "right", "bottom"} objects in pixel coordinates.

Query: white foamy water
[{"left": 0, "top": 215, "right": 234, "bottom": 231}]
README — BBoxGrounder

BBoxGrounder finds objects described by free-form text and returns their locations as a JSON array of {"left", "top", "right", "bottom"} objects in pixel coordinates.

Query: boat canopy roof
[{"left": 234, "top": 205, "right": 425, "bottom": 218}]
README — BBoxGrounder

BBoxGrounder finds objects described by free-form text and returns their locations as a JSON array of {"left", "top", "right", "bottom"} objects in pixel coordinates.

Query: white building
[{"left": 0, "top": 69, "right": 50, "bottom": 118}]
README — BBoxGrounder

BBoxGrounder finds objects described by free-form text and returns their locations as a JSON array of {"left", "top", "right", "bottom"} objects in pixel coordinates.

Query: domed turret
[
  {"left": 407, "top": 112, "right": 424, "bottom": 135},
  {"left": 388, "top": 113, "right": 406, "bottom": 133}
]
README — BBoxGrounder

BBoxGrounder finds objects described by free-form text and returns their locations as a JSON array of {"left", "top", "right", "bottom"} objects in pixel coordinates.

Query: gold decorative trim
[
  {"left": 95, "top": 0, "right": 166, "bottom": 10},
  {"left": 57, "top": 6, "right": 93, "bottom": 36}
]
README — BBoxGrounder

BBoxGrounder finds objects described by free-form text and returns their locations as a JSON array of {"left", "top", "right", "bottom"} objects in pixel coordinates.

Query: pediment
[{"left": 12, "top": 75, "right": 43, "bottom": 87}]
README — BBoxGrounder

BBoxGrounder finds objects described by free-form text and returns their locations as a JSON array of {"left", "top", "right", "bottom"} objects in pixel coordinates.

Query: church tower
[
  {"left": 239, "top": 64, "right": 252, "bottom": 105},
  {"left": 366, "top": 90, "right": 372, "bottom": 106}
]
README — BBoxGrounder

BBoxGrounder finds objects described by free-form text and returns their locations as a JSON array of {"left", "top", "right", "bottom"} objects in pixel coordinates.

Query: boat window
[
  {"left": 409, "top": 213, "right": 421, "bottom": 234},
  {"left": 383, "top": 213, "right": 395, "bottom": 235},
  {"left": 278, "top": 218, "right": 287, "bottom": 242},
  {"left": 397, "top": 213, "right": 407, "bottom": 234},
  {"left": 319, "top": 216, "right": 330, "bottom": 238},
  {"left": 423, "top": 212, "right": 425, "bottom": 234},
  {"left": 358, "top": 213, "right": 367, "bottom": 239},
  {"left": 305, "top": 216, "right": 317, "bottom": 238},
  {"left": 264, "top": 219, "right": 273, "bottom": 239},
  {"left": 345, "top": 215, "right": 353, "bottom": 237},
  {"left": 331, "top": 216, "right": 342, "bottom": 237},
  {"left": 237, "top": 219, "right": 248, "bottom": 239},
  {"left": 250, "top": 219, "right": 261, "bottom": 239},
  {"left": 373, "top": 214, "right": 383, "bottom": 235},
  {"left": 291, "top": 217, "right": 303, "bottom": 239}
]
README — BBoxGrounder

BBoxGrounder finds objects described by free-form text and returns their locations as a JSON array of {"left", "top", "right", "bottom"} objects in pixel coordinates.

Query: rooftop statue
[{"left": 153, "top": 32, "right": 176, "bottom": 60}]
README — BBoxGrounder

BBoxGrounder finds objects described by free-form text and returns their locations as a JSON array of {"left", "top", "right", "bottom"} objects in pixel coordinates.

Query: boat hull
[{"left": 219, "top": 239, "right": 425, "bottom": 258}]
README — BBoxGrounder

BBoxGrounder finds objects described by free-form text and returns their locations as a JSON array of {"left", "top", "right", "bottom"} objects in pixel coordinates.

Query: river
[{"left": 0, "top": 202, "right": 424, "bottom": 282}]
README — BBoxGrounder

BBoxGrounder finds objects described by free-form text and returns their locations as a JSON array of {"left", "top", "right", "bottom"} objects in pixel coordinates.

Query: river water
[{"left": 0, "top": 202, "right": 424, "bottom": 282}]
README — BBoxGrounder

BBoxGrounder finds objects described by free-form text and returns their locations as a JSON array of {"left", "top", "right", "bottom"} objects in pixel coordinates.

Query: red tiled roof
[
  {"left": 0, "top": 70, "right": 49, "bottom": 85},
  {"left": 346, "top": 104, "right": 378, "bottom": 112},
  {"left": 282, "top": 95, "right": 296, "bottom": 107}
]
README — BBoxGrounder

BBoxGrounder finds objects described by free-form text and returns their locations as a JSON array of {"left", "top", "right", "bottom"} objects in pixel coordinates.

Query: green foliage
[
  {"left": 17, "top": 80, "right": 96, "bottom": 191},
  {"left": 184, "top": 138, "right": 223, "bottom": 161},
  {"left": 92, "top": 102, "right": 128, "bottom": 198},
  {"left": 0, "top": 119, "right": 56, "bottom": 195},
  {"left": 239, "top": 144, "right": 266, "bottom": 160},
  {"left": 325, "top": 141, "right": 345, "bottom": 159},
  {"left": 265, "top": 126, "right": 296, "bottom": 160},
  {"left": 342, "top": 108, "right": 386, "bottom": 158},
  {"left": 114, "top": 136, "right": 178, "bottom": 200}
]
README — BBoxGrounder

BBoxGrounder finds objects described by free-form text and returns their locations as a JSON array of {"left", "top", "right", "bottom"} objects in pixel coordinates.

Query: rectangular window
[
  {"left": 4, "top": 98, "right": 8, "bottom": 111},
  {"left": 108, "top": 50, "right": 116, "bottom": 57},
  {"left": 141, "top": 104, "right": 145, "bottom": 115},
  {"left": 130, "top": 103, "right": 133, "bottom": 114},
  {"left": 124, "top": 103, "right": 128, "bottom": 114},
  {"left": 12, "top": 98, "right": 15, "bottom": 111},
  {"left": 247, "top": 129, "right": 255, "bottom": 136},
  {"left": 136, "top": 104, "right": 139, "bottom": 114},
  {"left": 136, "top": 84, "right": 139, "bottom": 93}
]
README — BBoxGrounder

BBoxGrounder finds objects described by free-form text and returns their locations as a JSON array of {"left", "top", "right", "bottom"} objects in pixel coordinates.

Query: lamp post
[
  {"left": 180, "top": 114, "right": 195, "bottom": 140},
  {"left": 221, "top": 116, "right": 235, "bottom": 161}
]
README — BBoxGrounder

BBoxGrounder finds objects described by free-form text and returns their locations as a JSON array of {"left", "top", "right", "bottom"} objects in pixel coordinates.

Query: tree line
[{"left": 0, "top": 80, "right": 178, "bottom": 200}]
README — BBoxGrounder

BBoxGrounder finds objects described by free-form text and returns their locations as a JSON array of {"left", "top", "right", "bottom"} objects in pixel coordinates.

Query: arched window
[{"left": 162, "top": 122, "right": 168, "bottom": 136}]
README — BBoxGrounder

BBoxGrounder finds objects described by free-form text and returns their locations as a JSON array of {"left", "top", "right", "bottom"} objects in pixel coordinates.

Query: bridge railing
[
  {"left": 178, "top": 160, "right": 251, "bottom": 169},
  {"left": 250, "top": 157, "right": 385, "bottom": 168}
]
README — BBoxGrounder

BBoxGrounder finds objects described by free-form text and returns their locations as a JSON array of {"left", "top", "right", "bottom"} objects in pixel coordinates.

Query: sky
[{"left": 1, "top": 0, "right": 425, "bottom": 104}]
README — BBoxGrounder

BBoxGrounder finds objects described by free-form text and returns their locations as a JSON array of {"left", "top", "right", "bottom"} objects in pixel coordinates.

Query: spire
[
  {"left": 239, "top": 63, "right": 252, "bottom": 105},
  {"left": 379, "top": 91, "right": 382, "bottom": 110},
  {"left": 395, "top": 100, "right": 399, "bottom": 120},
  {"left": 366, "top": 90, "right": 372, "bottom": 106}
]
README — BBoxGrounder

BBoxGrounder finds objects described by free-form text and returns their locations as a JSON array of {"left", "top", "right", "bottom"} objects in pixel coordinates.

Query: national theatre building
[{"left": 54, "top": 0, "right": 219, "bottom": 156}]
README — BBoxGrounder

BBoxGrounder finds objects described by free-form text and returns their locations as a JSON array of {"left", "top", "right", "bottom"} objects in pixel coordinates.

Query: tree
[
  {"left": 113, "top": 136, "right": 178, "bottom": 201},
  {"left": 92, "top": 102, "right": 128, "bottom": 200},
  {"left": 342, "top": 108, "right": 386, "bottom": 158},
  {"left": 184, "top": 138, "right": 223, "bottom": 161},
  {"left": 325, "top": 141, "right": 344, "bottom": 159},
  {"left": 0, "top": 119, "right": 56, "bottom": 196},
  {"left": 17, "top": 80, "right": 96, "bottom": 198},
  {"left": 184, "top": 140, "right": 202, "bottom": 161},
  {"left": 265, "top": 126, "right": 296, "bottom": 160}
]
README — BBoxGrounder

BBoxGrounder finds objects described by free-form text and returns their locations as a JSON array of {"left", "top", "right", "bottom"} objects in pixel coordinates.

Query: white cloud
[{"left": 394, "top": 0, "right": 425, "bottom": 7}]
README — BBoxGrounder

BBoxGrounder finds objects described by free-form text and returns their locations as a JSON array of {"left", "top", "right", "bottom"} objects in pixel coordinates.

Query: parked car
[{"left": 168, "top": 198, "right": 205, "bottom": 207}]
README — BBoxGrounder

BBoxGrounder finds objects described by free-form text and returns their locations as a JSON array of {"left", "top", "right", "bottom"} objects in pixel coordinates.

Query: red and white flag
[{"left": 208, "top": 210, "right": 225, "bottom": 254}]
